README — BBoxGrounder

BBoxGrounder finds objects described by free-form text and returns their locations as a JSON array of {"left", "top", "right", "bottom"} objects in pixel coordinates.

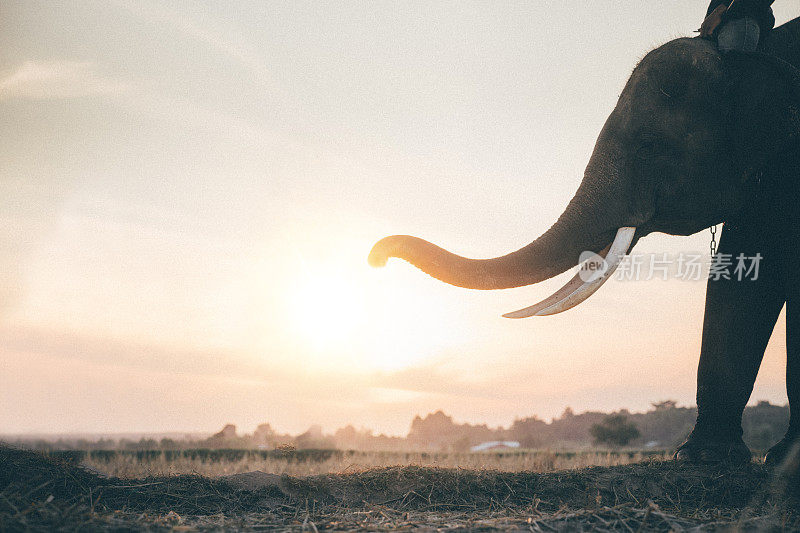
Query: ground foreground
[{"left": 1, "top": 446, "right": 800, "bottom": 531}]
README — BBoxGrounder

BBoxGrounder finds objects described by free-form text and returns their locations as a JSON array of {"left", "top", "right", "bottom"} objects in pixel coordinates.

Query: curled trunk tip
[{"left": 368, "top": 236, "right": 399, "bottom": 268}]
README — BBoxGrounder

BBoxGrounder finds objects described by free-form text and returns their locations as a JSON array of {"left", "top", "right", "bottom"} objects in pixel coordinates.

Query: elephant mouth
[{"left": 502, "top": 227, "right": 637, "bottom": 318}]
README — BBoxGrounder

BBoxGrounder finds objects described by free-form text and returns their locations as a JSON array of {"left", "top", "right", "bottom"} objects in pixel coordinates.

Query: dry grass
[
  {"left": 75, "top": 448, "right": 672, "bottom": 478},
  {"left": 3, "top": 445, "right": 798, "bottom": 531}
]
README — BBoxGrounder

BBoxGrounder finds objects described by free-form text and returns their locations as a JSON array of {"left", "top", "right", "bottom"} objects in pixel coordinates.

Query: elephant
[{"left": 368, "top": 16, "right": 800, "bottom": 464}]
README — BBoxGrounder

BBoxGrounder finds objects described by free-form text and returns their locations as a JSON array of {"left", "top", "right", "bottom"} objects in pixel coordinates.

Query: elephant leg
[
  {"left": 765, "top": 285, "right": 800, "bottom": 468},
  {"left": 787, "top": 298, "right": 800, "bottom": 433},
  {"left": 676, "top": 220, "right": 786, "bottom": 463}
]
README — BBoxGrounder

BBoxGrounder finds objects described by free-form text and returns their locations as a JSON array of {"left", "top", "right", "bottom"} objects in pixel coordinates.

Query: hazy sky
[{"left": 1, "top": 1, "right": 796, "bottom": 436}]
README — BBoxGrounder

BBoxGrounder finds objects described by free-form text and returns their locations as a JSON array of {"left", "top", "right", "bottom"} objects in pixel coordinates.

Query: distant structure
[
  {"left": 212, "top": 424, "right": 237, "bottom": 440},
  {"left": 470, "top": 441, "right": 521, "bottom": 452},
  {"left": 253, "top": 424, "right": 276, "bottom": 447},
  {"left": 203, "top": 424, "right": 241, "bottom": 448}
]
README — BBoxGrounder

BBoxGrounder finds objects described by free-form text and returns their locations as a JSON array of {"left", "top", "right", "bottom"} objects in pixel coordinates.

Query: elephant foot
[
  {"left": 765, "top": 434, "right": 800, "bottom": 471},
  {"left": 673, "top": 434, "right": 751, "bottom": 464}
]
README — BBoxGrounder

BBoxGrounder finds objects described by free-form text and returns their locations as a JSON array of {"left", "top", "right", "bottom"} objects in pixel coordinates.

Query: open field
[
  {"left": 49, "top": 448, "right": 671, "bottom": 478},
  {"left": 3, "top": 445, "right": 799, "bottom": 531}
]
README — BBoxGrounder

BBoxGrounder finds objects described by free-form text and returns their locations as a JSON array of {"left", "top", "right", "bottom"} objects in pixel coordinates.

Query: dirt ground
[{"left": 2, "top": 445, "right": 799, "bottom": 531}]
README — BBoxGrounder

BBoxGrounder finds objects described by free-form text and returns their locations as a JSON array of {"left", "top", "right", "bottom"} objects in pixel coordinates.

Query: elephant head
[{"left": 369, "top": 35, "right": 800, "bottom": 317}]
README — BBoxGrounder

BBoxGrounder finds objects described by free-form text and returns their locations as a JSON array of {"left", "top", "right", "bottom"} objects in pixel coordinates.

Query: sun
[
  {"left": 287, "top": 268, "right": 366, "bottom": 352},
  {"left": 286, "top": 263, "right": 465, "bottom": 373}
]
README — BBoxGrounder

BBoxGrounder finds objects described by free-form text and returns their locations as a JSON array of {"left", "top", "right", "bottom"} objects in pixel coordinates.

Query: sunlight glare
[
  {"left": 285, "top": 252, "right": 471, "bottom": 373},
  {"left": 288, "top": 268, "right": 365, "bottom": 352}
]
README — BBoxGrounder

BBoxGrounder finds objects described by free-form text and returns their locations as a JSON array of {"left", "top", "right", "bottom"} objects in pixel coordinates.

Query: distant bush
[{"left": 590, "top": 415, "right": 641, "bottom": 447}]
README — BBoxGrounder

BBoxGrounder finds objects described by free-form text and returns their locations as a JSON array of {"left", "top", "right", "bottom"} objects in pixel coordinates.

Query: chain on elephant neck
[{"left": 709, "top": 225, "right": 718, "bottom": 257}]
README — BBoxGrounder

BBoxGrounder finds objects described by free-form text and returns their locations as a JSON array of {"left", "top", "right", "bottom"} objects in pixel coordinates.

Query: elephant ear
[{"left": 722, "top": 51, "right": 800, "bottom": 177}]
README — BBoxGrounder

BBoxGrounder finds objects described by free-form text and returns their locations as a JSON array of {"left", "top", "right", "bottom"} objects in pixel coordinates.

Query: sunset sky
[{"left": 1, "top": 1, "right": 796, "bottom": 437}]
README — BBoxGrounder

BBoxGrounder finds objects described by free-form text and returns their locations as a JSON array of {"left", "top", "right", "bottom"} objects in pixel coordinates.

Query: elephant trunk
[{"left": 368, "top": 148, "right": 631, "bottom": 290}]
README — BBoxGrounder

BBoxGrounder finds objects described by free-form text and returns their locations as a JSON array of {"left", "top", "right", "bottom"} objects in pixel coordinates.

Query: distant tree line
[{"left": 5, "top": 400, "right": 789, "bottom": 452}]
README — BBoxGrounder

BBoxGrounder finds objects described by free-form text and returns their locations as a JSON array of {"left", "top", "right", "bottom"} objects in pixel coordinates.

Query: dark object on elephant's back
[{"left": 706, "top": 0, "right": 776, "bottom": 34}]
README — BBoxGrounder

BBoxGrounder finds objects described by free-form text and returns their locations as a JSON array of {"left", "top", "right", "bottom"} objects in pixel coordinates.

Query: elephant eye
[{"left": 635, "top": 140, "right": 660, "bottom": 160}]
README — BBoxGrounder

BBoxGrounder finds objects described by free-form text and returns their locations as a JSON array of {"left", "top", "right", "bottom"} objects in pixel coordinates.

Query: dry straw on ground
[{"left": 71, "top": 448, "right": 671, "bottom": 478}]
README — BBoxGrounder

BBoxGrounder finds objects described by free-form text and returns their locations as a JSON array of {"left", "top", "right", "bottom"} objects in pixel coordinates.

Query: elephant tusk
[{"left": 502, "top": 227, "right": 636, "bottom": 318}]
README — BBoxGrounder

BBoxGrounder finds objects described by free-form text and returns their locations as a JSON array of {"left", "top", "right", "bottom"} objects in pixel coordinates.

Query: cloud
[
  {"left": 0, "top": 324, "right": 377, "bottom": 400},
  {"left": 108, "top": 0, "right": 267, "bottom": 80},
  {"left": 0, "top": 61, "right": 127, "bottom": 101}
]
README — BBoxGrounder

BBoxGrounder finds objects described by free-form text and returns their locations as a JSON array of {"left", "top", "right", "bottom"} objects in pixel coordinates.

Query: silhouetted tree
[
  {"left": 743, "top": 401, "right": 789, "bottom": 451},
  {"left": 590, "top": 414, "right": 640, "bottom": 447},
  {"left": 509, "top": 416, "right": 550, "bottom": 448},
  {"left": 294, "top": 425, "right": 334, "bottom": 449},
  {"left": 652, "top": 400, "right": 678, "bottom": 411}
]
